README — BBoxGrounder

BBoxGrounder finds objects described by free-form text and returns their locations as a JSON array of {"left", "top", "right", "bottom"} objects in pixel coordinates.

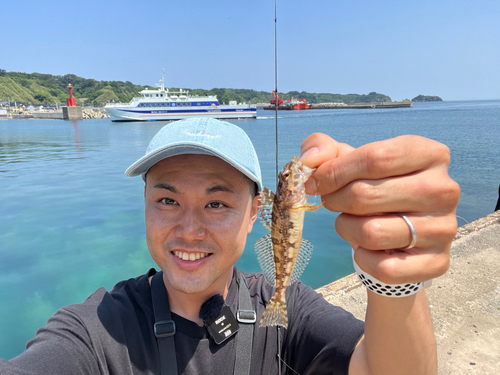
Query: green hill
[
  {"left": 0, "top": 69, "right": 391, "bottom": 105},
  {"left": 412, "top": 95, "right": 443, "bottom": 102}
]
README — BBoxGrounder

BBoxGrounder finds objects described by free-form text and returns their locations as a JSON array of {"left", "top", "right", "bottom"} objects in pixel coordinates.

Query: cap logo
[{"left": 179, "top": 129, "right": 221, "bottom": 139}]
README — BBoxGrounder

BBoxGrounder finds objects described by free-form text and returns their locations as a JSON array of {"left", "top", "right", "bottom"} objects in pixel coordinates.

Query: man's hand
[
  {"left": 300, "top": 133, "right": 460, "bottom": 375},
  {"left": 300, "top": 132, "right": 459, "bottom": 285}
]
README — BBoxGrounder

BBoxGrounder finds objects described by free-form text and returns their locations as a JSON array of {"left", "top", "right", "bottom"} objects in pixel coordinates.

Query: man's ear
[{"left": 247, "top": 194, "right": 261, "bottom": 233}]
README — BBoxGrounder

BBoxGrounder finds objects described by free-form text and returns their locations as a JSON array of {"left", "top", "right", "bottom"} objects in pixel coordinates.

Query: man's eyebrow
[
  {"left": 153, "top": 183, "right": 179, "bottom": 194},
  {"left": 206, "top": 185, "right": 234, "bottom": 195}
]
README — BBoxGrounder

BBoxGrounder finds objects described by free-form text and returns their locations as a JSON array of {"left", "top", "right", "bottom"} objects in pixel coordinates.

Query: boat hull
[{"left": 105, "top": 105, "right": 257, "bottom": 122}]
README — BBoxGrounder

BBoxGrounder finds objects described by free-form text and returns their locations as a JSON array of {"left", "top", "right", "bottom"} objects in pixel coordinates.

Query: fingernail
[
  {"left": 300, "top": 146, "right": 319, "bottom": 160},
  {"left": 304, "top": 177, "right": 317, "bottom": 195}
]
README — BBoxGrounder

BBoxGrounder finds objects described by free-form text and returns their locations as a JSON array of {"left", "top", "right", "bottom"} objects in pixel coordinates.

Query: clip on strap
[
  {"left": 154, "top": 320, "right": 176, "bottom": 338},
  {"left": 237, "top": 309, "right": 256, "bottom": 324}
]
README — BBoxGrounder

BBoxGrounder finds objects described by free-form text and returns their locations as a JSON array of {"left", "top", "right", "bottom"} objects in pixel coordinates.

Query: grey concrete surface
[
  {"left": 62, "top": 106, "right": 83, "bottom": 120},
  {"left": 316, "top": 210, "right": 500, "bottom": 374}
]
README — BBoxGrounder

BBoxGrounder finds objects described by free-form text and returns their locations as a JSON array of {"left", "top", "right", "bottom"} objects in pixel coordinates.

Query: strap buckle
[
  {"left": 154, "top": 320, "right": 176, "bottom": 338},
  {"left": 236, "top": 309, "right": 256, "bottom": 324}
]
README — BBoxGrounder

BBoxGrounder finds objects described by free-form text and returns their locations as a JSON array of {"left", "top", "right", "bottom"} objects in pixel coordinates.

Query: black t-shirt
[{"left": 1, "top": 268, "right": 364, "bottom": 375}]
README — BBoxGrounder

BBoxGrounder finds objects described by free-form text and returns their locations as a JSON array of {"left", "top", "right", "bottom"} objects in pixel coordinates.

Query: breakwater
[
  {"left": 8, "top": 108, "right": 110, "bottom": 120},
  {"left": 317, "top": 210, "right": 500, "bottom": 374},
  {"left": 262, "top": 100, "right": 412, "bottom": 110}
]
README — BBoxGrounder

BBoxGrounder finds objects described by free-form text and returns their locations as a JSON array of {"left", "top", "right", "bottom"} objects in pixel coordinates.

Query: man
[{"left": 0, "top": 117, "right": 459, "bottom": 374}]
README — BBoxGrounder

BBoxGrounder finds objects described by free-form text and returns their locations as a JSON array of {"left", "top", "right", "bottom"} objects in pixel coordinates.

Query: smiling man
[
  {"left": 0, "top": 117, "right": 459, "bottom": 375},
  {"left": 144, "top": 154, "right": 260, "bottom": 325}
]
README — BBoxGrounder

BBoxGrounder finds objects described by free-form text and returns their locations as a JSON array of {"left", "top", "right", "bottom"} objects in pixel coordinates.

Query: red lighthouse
[{"left": 66, "top": 84, "right": 76, "bottom": 106}]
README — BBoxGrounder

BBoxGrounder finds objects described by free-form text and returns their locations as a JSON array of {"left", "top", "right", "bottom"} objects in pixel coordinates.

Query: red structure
[
  {"left": 66, "top": 84, "right": 76, "bottom": 106},
  {"left": 270, "top": 90, "right": 283, "bottom": 106},
  {"left": 289, "top": 97, "right": 313, "bottom": 110}
]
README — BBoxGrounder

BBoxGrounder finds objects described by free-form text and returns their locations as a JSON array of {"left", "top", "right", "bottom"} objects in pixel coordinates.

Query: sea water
[{"left": 1, "top": 100, "right": 499, "bottom": 359}]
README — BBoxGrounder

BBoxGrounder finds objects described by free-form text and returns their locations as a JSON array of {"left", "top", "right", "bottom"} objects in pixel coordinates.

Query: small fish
[{"left": 255, "top": 156, "right": 322, "bottom": 328}]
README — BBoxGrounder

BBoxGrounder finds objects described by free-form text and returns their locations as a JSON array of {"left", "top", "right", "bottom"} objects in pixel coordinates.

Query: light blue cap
[{"left": 125, "top": 117, "right": 262, "bottom": 191}]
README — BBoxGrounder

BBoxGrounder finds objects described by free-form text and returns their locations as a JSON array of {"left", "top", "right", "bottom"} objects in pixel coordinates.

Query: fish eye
[{"left": 282, "top": 171, "right": 290, "bottom": 178}]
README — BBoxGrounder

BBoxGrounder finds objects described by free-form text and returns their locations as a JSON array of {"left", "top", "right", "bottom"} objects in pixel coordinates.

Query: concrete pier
[
  {"left": 62, "top": 106, "right": 83, "bottom": 120},
  {"left": 316, "top": 210, "right": 500, "bottom": 374},
  {"left": 32, "top": 112, "right": 64, "bottom": 119},
  {"left": 263, "top": 100, "right": 412, "bottom": 110}
]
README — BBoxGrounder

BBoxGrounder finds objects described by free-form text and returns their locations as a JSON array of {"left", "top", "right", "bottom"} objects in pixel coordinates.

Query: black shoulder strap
[
  {"left": 151, "top": 271, "right": 256, "bottom": 375},
  {"left": 235, "top": 274, "right": 256, "bottom": 375},
  {"left": 151, "top": 271, "right": 177, "bottom": 375}
]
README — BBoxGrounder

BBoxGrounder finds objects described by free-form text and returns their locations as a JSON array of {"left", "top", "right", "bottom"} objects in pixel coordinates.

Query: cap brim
[{"left": 125, "top": 142, "right": 262, "bottom": 191}]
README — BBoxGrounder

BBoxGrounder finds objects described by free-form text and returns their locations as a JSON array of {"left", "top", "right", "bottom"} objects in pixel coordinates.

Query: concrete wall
[
  {"left": 32, "top": 112, "right": 64, "bottom": 119},
  {"left": 62, "top": 106, "right": 83, "bottom": 120},
  {"left": 316, "top": 210, "right": 500, "bottom": 374}
]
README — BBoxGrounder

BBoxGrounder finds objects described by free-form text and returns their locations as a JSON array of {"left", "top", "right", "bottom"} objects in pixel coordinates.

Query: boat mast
[{"left": 160, "top": 69, "right": 165, "bottom": 91}]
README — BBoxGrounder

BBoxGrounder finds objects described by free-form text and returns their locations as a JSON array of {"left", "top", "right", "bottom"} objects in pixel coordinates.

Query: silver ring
[{"left": 398, "top": 215, "right": 417, "bottom": 249}]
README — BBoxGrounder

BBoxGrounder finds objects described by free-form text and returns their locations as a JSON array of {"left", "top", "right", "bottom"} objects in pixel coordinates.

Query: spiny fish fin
[
  {"left": 254, "top": 234, "right": 275, "bottom": 286},
  {"left": 302, "top": 202, "right": 323, "bottom": 211},
  {"left": 258, "top": 187, "right": 274, "bottom": 231},
  {"left": 260, "top": 187, "right": 275, "bottom": 205},
  {"left": 259, "top": 296, "right": 288, "bottom": 328},
  {"left": 288, "top": 238, "right": 313, "bottom": 285}
]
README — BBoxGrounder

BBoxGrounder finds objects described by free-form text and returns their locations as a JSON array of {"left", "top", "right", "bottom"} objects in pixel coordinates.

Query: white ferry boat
[{"left": 105, "top": 74, "right": 257, "bottom": 122}]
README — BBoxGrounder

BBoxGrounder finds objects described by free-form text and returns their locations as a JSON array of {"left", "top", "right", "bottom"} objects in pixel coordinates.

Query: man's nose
[{"left": 174, "top": 208, "right": 207, "bottom": 241}]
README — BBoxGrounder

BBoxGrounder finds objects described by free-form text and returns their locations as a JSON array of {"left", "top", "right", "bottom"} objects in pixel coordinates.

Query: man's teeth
[{"left": 174, "top": 251, "right": 209, "bottom": 261}]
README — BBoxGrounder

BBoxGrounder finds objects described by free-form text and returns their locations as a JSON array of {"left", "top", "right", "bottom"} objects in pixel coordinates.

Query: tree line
[{"left": 0, "top": 69, "right": 391, "bottom": 106}]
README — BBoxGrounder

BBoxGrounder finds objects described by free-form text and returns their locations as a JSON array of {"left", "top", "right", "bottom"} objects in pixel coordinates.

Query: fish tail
[{"left": 259, "top": 295, "right": 288, "bottom": 328}]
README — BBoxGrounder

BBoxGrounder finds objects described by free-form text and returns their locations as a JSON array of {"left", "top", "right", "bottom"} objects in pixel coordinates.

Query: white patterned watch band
[{"left": 352, "top": 249, "right": 432, "bottom": 298}]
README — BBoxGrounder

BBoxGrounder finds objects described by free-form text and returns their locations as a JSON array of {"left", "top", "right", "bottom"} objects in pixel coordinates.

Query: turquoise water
[{"left": 1, "top": 100, "right": 499, "bottom": 359}]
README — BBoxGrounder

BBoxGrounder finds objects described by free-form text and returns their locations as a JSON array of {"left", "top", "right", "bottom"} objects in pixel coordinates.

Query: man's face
[{"left": 144, "top": 154, "right": 260, "bottom": 295}]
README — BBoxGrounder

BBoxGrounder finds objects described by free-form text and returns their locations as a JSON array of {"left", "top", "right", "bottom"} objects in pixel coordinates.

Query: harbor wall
[
  {"left": 263, "top": 100, "right": 412, "bottom": 110},
  {"left": 316, "top": 210, "right": 500, "bottom": 374},
  {"left": 33, "top": 112, "right": 64, "bottom": 119},
  {"left": 6, "top": 107, "right": 108, "bottom": 120}
]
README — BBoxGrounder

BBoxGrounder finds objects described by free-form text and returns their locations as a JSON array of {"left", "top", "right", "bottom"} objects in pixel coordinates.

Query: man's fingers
[
  {"left": 306, "top": 135, "right": 450, "bottom": 196},
  {"left": 336, "top": 213, "right": 458, "bottom": 251},
  {"left": 353, "top": 245, "right": 451, "bottom": 284},
  {"left": 320, "top": 171, "right": 460, "bottom": 215}
]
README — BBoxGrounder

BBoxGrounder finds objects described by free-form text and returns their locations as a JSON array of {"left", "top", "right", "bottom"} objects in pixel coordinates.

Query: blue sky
[{"left": 1, "top": 0, "right": 498, "bottom": 100}]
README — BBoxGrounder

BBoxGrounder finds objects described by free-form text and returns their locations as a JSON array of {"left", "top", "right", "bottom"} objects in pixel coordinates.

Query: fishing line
[
  {"left": 273, "top": 2, "right": 282, "bottom": 374},
  {"left": 274, "top": 0, "right": 279, "bottom": 184}
]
